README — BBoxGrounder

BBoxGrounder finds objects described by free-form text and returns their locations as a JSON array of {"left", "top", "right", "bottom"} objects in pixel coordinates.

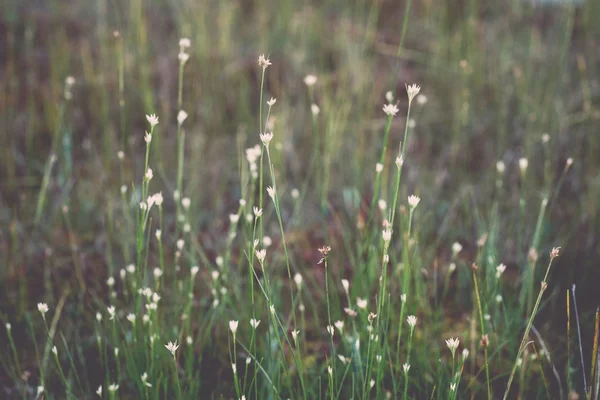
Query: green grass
[{"left": 1, "top": 0, "right": 600, "bottom": 399}]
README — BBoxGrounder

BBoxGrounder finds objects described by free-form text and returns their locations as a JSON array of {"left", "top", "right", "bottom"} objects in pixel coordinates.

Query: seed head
[
  {"left": 260, "top": 132, "right": 274, "bottom": 146},
  {"left": 406, "top": 83, "right": 421, "bottom": 102},
  {"left": 383, "top": 103, "right": 399, "bottom": 117},
  {"left": 258, "top": 54, "right": 272, "bottom": 68},
  {"left": 255, "top": 249, "right": 267, "bottom": 264},
  {"left": 445, "top": 337, "right": 460, "bottom": 356}
]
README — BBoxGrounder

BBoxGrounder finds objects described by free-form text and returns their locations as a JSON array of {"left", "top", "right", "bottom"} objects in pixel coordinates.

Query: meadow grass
[{"left": 1, "top": 0, "right": 600, "bottom": 399}]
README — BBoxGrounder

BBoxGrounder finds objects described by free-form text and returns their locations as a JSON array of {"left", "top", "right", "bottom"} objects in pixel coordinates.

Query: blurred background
[{"left": 1, "top": 0, "right": 600, "bottom": 398}]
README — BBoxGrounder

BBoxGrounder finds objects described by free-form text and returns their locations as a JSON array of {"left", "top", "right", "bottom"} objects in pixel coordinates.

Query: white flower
[
  {"left": 37, "top": 303, "right": 49, "bottom": 316},
  {"left": 229, "top": 320, "right": 239, "bottom": 335},
  {"left": 253, "top": 207, "right": 263, "bottom": 218},
  {"left": 181, "top": 197, "right": 191, "bottom": 210},
  {"left": 179, "top": 38, "right": 191, "bottom": 49},
  {"left": 211, "top": 270, "right": 220, "bottom": 280},
  {"left": 255, "top": 249, "right": 266, "bottom": 264},
  {"left": 369, "top": 379, "right": 375, "bottom": 389},
  {"left": 260, "top": 132, "right": 274, "bottom": 146},
  {"left": 566, "top": 157, "right": 573, "bottom": 167},
  {"left": 326, "top": 325, "right": 335, "bottom": 337},
  {"left": 304, "top": 74, "right": 317, "bottom": 86},
  {"left": 408, "top": 195, "right": 420, "bottom": 209},
  {"left": 452, "top": 242, "right": 463, "bottom": 255},
  {"left": 401, "top": 293, "right": 407, "bottom": 303},
  {"left": 341, "top": 279, "right": 349, "bottom": 294},
  {"left": 403, "top": 363, "right": 411, "bottom": 373},
  {"left": 382, "top": 228, "right": 392, "bottom": 244},
  {"left": 383, "top": 103, "right": 399, "bottom": 116},
  {"left": 292, "top": 329, "right": 300, "bottom": 343},
  {"left": 496, "top": 160, "right": 506, "bottom": 174},
  {"left": 416, "top": 94, "right": 428, "bottom": 105},
  {"left": 294, "top": 273, "right": 303, "bottom": 288},
  {"left": 146, "top": 114, "right": 159, "bottom": 128},
  {"left": 356, "top": 297, "right": 367, "bottom": 309},
  {"left": 141, "top": 372, "right": 152, "bottom": 387},
  {"left": 117, "top": 150, "right": 124, "bottom": 160},
  {"left": 96, "top": 385, "right": 102, "bottom": 397},
  {"left": 376, "top": 163, "right": 384, "bottom": 173},
  {"left": 462, "top": 348, "right": 470, "bottom": 360},
  {"left": 267, "top": 97, "right": 276, "bottom": 106},
  {"left": 177, "top": 110, "right": 188, "bottom": 126},
  {"left": 445, "top": 337, "right": 460, "bottom": 356},
  {"left": 407, "top": 315, "right": 417, "bottom": 328},
  {"left": 406, "top": 84, "right": 421, "bottom": 102},
  {"left": 6, "top": 322, "right": 11, "bottom": 331},
  {"left": 145, "top": 168, "right": 153, "bottom": 181},
  {"left": 144, "top": 131, "right": 152, "bottom": 143},
  {"left": 191, "top": 266, "right": 200, "bottom": 277},
  {"left": 107, "top": 306, "right": 116, "bottom": 320},
  {"left": 250, "top": 319, "right": 261, "bottom": 329},
  {"left": 126, "top": 314, "right": 135, "bottom": 323},
  {"left": 107, "top": 276, "right": 115, "bottom": 287},
  {"left": 52, "top": 346, "right": 58, "bottom": 356},
  {"left": 37, "top": 386, "right": 44, "bottom": 398},
  {"left": 519, "top": 158, "right": 528, "bottom": 173},
  {"left": 266, "top": 186, "right": 275, "bottom": 200},
  {"left": 311, "top": 104, "right": 320, "bottom": 115},
  {"left": 165, "top": 340, "right": 179, "bottom": 358},
  {"left": 155, "top": 230, "right": 162, "bottom": 240},
  {"left": 126, "top": 264, "right": 135, "bottom": 274},
  {"left": 232, "top": 363, "right": 237, "bottom": 374},
  {"left": 108, "top": 383, "right": 119, "bottom": 393},
  {"left": 291, "top": 188, "right": 300, "bottom": 199},
  {"left": 263, "top": 236, "right": 272, "bottom": 247},
  {"left": 378, "top": 199, "right": 387, "bottom": 211},
  {"left": 334, "top": 320, "right": 344, "bottom": 333},
  {"left": 258, "top": 54, "right": 272, "bottom": 68},
  {"left": 269, "top": 304, "right": 275, "bottom": 315},
  {"left": 153, "top": 192, "right": 163, "bottom": 206},
  {"left": 178, "top": 52, "right": 189, "bottom": 63},
  {"left": 450, "top": 383, "right": 456, "bottom": 391},
  {"left": 385, "top": 91, "right": 394, "bottom": 102},
  {"left": 495, "top": 294, "right": 503, "bottom": 303},
  {"left": 496, "top": 263, "right": 506, "bottom": 278},
  {"left": 153, "top": 268, "right": 163, "bottom": 278}
]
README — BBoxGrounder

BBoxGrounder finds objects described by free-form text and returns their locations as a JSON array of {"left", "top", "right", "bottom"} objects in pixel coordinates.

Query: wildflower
[
  {"left": 165, "top": 340, "right": 179, "bottom": 359},
  {"left": 144, "top": 131, "right": 152, "bottom": 143},
  {"left": 292, "top": 329, "right": 300, "bottom": 343},
  {"left": 368, "top": 313, "right": 377, "bottom": 323},
  {"left": 408, "top": 195, "right": 420, "bottom": 209},
  {"left": 496, "top": 161, "right": 505, "bottom": 174},
  {"left": 318, "top": 246, "right": 331, "bottom": 256},
  {"left": 407, "top": 315, "right": 418, "bottom": 329},
  {"left": 37, "top": 303, "right": 49, "bottom": 316},
  {"left": 107, "top": 306, "right": 116, "bottom": 320},
  {"left": 269, "top": 304, "right": 275, "bottom": 315},
  {"left": 383, "top": 103, "right": 399, "bottom": 117},
  {"left": 258, "top": 54, "right": 272, "bottom": 68},
  {"left": 480, "top": 334, "right": 489, "bottom": 348},
  {"left": 177, "top": 110, "right": 188, "bottom": 125},
  {"left": 341, "top": 279, "right": 349, "bottom": 294},
  {"left": 452, "top": 242, "right": 463, "bottom": 256},
  {"left": 108, "top": 383, "right": 119, "bottom": 393},
  {"left": 153, "top": 268, "right": 163, "bottom": 278},
  {"left": 178, "top": 52, "right": 190, "bottom": 63},
  {"left": 117, "top": 150, "right": 124, "bottom": 160},
  {"left": 263, "top": 236, "right": 272, "bottom": 247},
  {"left": 566, "top": 157, "right": 573, "bottom": 167},
  {"left": 37, "top": 386, "right": 44, "bottom": 398},
  {"left": 495, "top": 263, "right": 506, "bottom": 278},
  {"left": 445, "top": 337, "right": 460, "bottom": 357},
  {"left": 181, "top": 197, "right": 191, "bottom": 210},
  {"left": 267, "top": 97, "right": 277, "bottom": 106},
  {"left": 338, "top": 354, "right": 350, "bottom": 364},
  {"left": 291, "top": 188, "right": 300, "bottom": 199},
  {"left": 250, "top": 319, "right": 261, "bottom": 329},
  {"left": 52, "top": 346, "right": 58, "bottom": 356},
  {"left": 260, "top": 132, "right": 274, "bottom": 146},
  {"left": 145, "top": 168, "right": 153, "bottom": 181},
  {"left": 304, "top": 74, "right": 317, "bottom": 86},
  {"left": 255, "top": 249, "right": 266, "bottom": 264},
  {"left": 96, "top": 385, "right": 102, "bottom": 396},
  {"left": 126, "top": 264, "right": 135, "bottom": 274},
  {"left": 294, "top": 273, "right": 303, "bottom": 288},
  {"left": 6, "top": 323, "right": 11, "bottom": 331},
  {"left": 370, "top": 379, "right": 375, "bottom": 389},
  {"left": 378, "top": 199, "right": 387, "bottom": 211},
  {"left": 311, "top": 104, "right": 320, "bottom": 115},
  {"left": 406, "top": 83, "right": 421, "bottom": 102},
  {"left": 519, "top": 158, "right": 529, "bottom": 173},
  {"left": 329, "top": 366, "right": 333, "bottom": 376},
  {"left": 344, "top": 307, "right": 357, "bottom": 317},
  {"left": 403, "top": 363, "right": 410, "bottom": 373},
  {"left": 179, "top": 38, "right": 191, "bottom": 49},
  {"left": 495, "top": 294, "right": 503, "bottom": 303},
  {"left": 550, "top": 247, "right": 560, "bottom": 259},
  {"left": 327, "top": 325, "right": 335, "bottom": 337},
  {"left": 266, "top": 186, "right": 275, "bottom": 200},
  {"left": 146, "top": 114, "right": 159, "bottom": 128},
  {"left": 416, "top": 94, "right": 428, "bottom": 105},
  {"left": 141, "top": 372, "right": 152, "bottom": 387},
  {"left": 107, "top": 276, "right": 115, "bottom": 287},
  {"left": 376, "top": 163, "right": 384, "bottom": 173},
  {"left": 401, "top": 293, "right": 407, "bottom": 303},
  {"left": 334, "top": 320, "right": 344, "bottom": 334},
  {"left": 126, "top": 314, "right": 135, "bottom": 324},
  {"left": 385, "top": 91, "right": 394, "bottom": 102},
  {"left": 462, "top": 348, "right": 470, "bottom": 360},
  {"left": 191, "top": 266, "right": 199, "bottom": 277},
  {"left": 357, "top": 298, "right": 368, "bottom": 309},
  {"left": 450, "top": 383, "right": 456, "bottom": 391},
  {"left": 382, "top": 228, "right": 392, "bottom": 244},
  {"left": 229, "top": 320, "right": 239, "bottom": 336}
]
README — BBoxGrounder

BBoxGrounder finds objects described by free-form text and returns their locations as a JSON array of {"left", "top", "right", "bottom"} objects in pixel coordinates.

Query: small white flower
[
  {"left": 126, "top": 264, "right": 135, "bottom": 274},
  {"left": 395, "top": 155, "right": 404, "bottom": 169},
  {"left": 107, "top": 306, "right": 116, "bottom": 320},
  {"left": 356, "top": 297, "right": 367, "bottom": 309},
  {"left": 191, "top": 266, "right": 200, "bottom": 277},
  {"left": 449, "top": 263, "right": 457, "bottom": 273},
  {"left": 334, "top": 320, "right": 344, "bottom": 333},
  {"left": 153, "top": 268, "right": 163, "bottom": 278},
  {"left": 369, "top": 379, "right": 375, "bottom": 389},
  {"left": 211, "top": 270, "right": 220, "bottom": 280},
  {"left": 126, "top": 314, "right": 135, "bottom": 323},
  {"left": 416, "top": 94, "right": 428, "bottom": 105},
  {"left": 37, "top": 303, "right": 49, "bottom": 316},
  {"left": 145, "top": 168, "right": 153, "bottom": 181},
  {"left": 107, "top": 276, "right": 115, "bottom": 287},
  {"left": 117, "top": 150, "right": 124, "bottom": 160},
  {"left": 263, "top": 236, "right": 272, "bottom": 247},
  {"left": 269, "top": 304, "right": 275, "bottom": 315},
  {"left": 304, "top": 74, "right": 317, "bottom": 86},
  {"left": 311, "top": 104, "right": 320, "bottom": 115},
  {"left": 6, "top": 322, "right": 11, "bottom": 331},
  {"left": 375, "top": 163, "right": 384, "bottom": 173},
  {"left": 178, "top": 52, "right": 189, "bottom": 63},
  {"left": 403, "top": 363, "right": 410, "bottom": 373},
  {"left": 120, "top": 185, "right": 127, "bottom": 194},
  {"left": 496, "top": 161, "right": 506, "bottom": 174},
  {"left": 341, "top": 279, "right": 349, "bottom": 294},
  {"left": 382, "top": 228, "right": 392, "bottom": 244},
  {"left": 496, "top": 263, "right": 506, "bottom": 278},
  {"left": 179, "top": 38, "right": 191, "bottom": 49},
  {"left": 96, "top": 385, "right": 102, "bottom": 397},
  {"left": 519, "top": 158, "right": 528, "bottom": 173},
  {"left": 401, "top": 293, "right": 407, "bottom": 303},
  {"left": 385, "top": 91, "right": 394, "bottom": 102},
  {"left": 177, "top": 110, "right": 188, "bottom": 126},
  {"left": 52, "top": 346, "right": 58, "bottom": 356},
  {"left": 37, "top": 386, "right": 44, "bottom": 398},
  {"left": 146, "top": 114, "right": 159, "bottom": 128},
  {"left": 141, "top": 372, "right": 152, "bottom": 387},
  {"left": 452, "top": 242, "right": 463, "bottom": 256},
  {"left": 406, "top": 83, "right": 421, "bottom": 102},
  {"left": 232, "top": 363, "right": 237, "bottom": 374},
  {"left": 445, "top": 337, "right": 460, "bottom": 356},
  {"left": 291, "top": 188, "right": 300, "bottom": 199},
  {"left": 383, "top": 103, "right": 399, "bottom": 116},
  {"left": 462, "top": 348, "right": 470, "bottom": 360},
  {"left": 294, "top": 273, "right": 303, "bottom": 288},
  {"left": 255, "top": 249, "right": 267, "bottom": 264},
  {"left": 408, "top": 195, "right": 420, "bottom": 209},
  {"left": 495, "top": 294, "right": 503, "bottom": 303},
  {"left": 250, "top": 319, "right": 261, "bottom": 329},
  {"left": 326, "top": 325, "right": 335, "bottom": 337},
  {"left": 229, "top": 320, "right": 239, "bottom": 335},
  {"left": 258, "top": 54, "right": 272, "bottom": 68},
  {"left": 253, "top": 207, "right": 263, "bottom": 218},
  {"left": 378, "top": 199, "right": 387, "bottom": 211},
  {"left": 266, "top": 186, "right": 275, "bottom": 200},
  {"left": 292, "top": 329, "right": 300, "bottom": 343},
  {"left": 566, "top": 157, "right": 573, "bottom": 167},
  {"left": 450, "top": 383, "right": 456, "bottom": 391},
  {"left": 108, "top": 383, "right": 119, "bottom": 393},
  {"left": 267, "top": 97, "right": 276, "bottom": 106},
  {"left": 260, "top": 132, "right": 274, "bottom": 146},
  {"left": 181, "top": 197, "right": 191, "bottom": 210},
  {"left": 144, "top": 131, "right": 152, "bottom": 143},
  {"left": 407, "top": 315, "right": 418, "bottom": 329},
  {"left": 165, "top": 340, "right": 179, "bottom": 358},
  {"left": 155, "top": 230, "right": 162, "bottom": 241}
]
